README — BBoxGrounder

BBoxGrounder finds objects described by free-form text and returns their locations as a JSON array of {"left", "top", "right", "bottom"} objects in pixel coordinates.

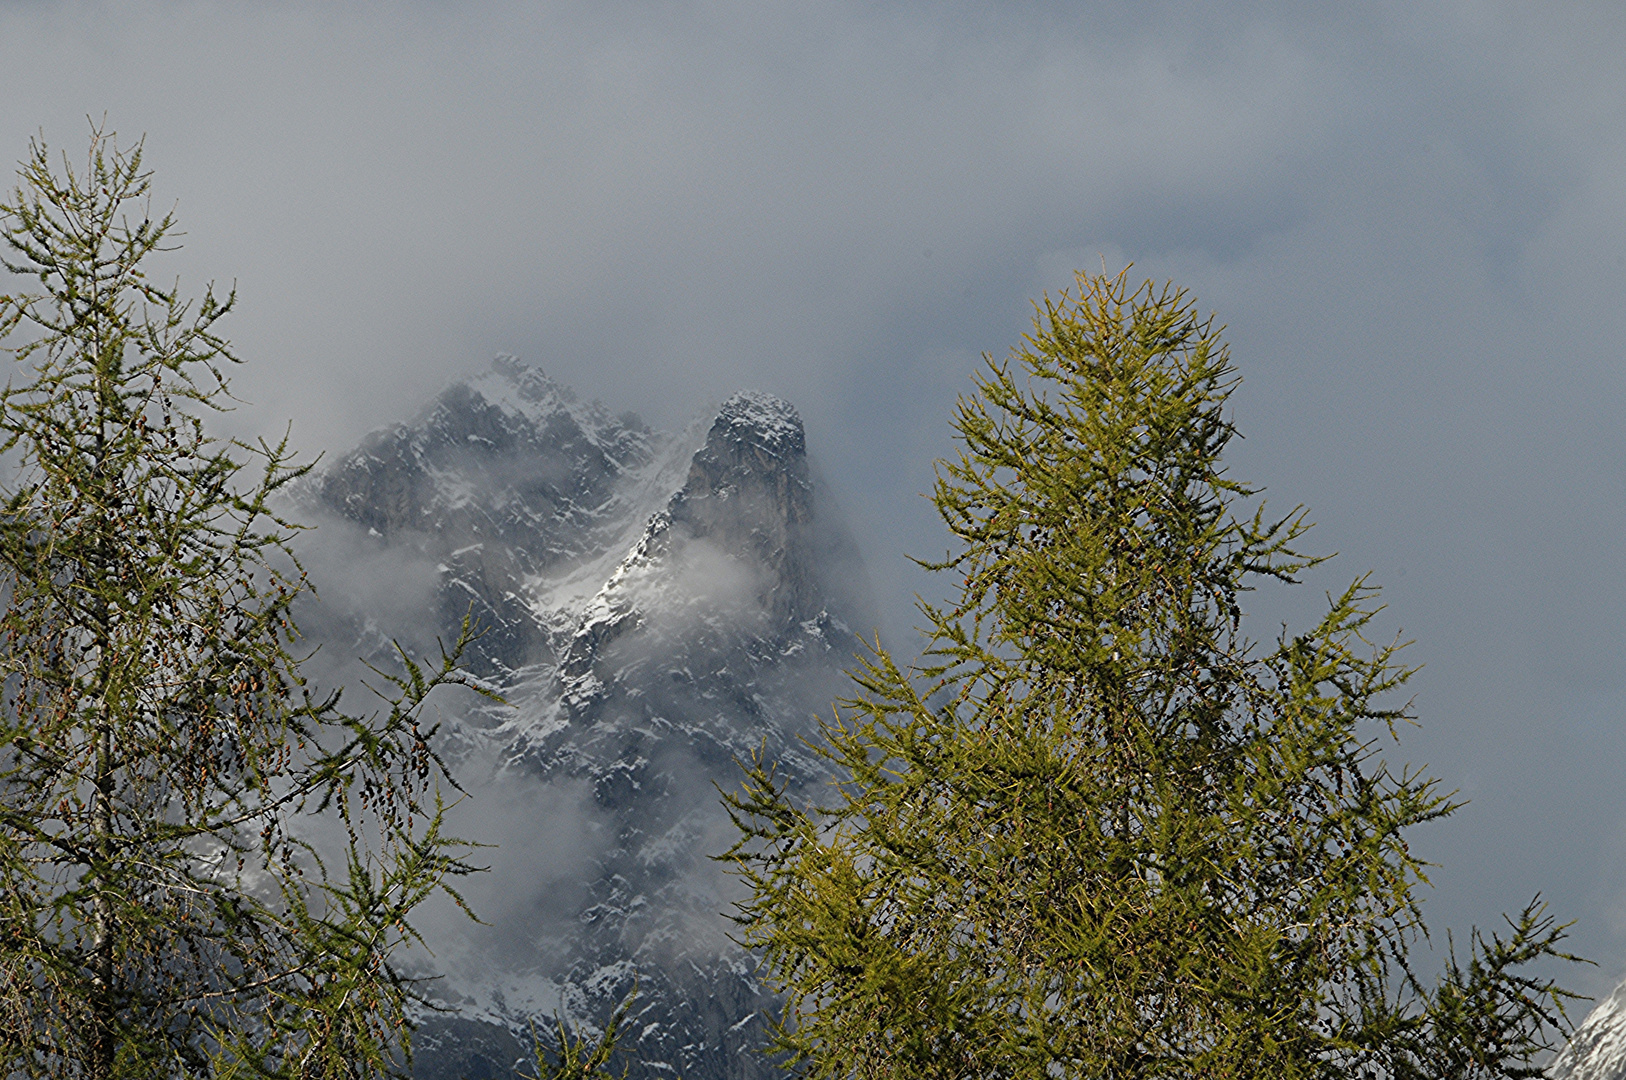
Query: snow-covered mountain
[
  {"left": 297, "top": 358, "right": 870, "bottom": 1080},
  {"left": 1549, "top": 980, "right": 1626, "bottom": 1080}
]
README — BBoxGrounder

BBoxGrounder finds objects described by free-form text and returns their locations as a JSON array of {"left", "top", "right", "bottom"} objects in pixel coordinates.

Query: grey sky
[{"left": 4, "top": 1, "right": 1626, "bottom": 998}]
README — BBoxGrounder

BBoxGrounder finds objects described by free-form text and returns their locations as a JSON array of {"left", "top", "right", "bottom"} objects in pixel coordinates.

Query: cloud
[
  {"left": 287, "top": 508, "right": 446, "bottom": 661},
  {"left": 406, "top": 766, "right": 606, "bottom": 981}
]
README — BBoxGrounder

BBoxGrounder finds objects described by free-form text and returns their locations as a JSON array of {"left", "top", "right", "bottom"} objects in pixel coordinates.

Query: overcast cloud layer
[{"left": 4, "top": 1, "right": 1626, "bottom": 998}]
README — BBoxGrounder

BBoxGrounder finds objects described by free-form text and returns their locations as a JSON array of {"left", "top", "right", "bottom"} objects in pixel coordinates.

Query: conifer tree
[
  {"left": 724, "top": 271, "right": 1582, "bottom": 1079},
  {"left": 0, "top": 128, "right": 485, "bottom": 1078},
  {"left": 523, "top": 994, "right": 635, "bottom": 1080}
]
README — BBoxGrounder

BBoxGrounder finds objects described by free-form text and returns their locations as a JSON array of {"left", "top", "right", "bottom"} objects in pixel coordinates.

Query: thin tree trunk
[
  {"left": 90, "top": 705, "right": 114, "bottom": 1080},
  {"left": 88, "top": 364, "right": 116, "bottom": 1079}
]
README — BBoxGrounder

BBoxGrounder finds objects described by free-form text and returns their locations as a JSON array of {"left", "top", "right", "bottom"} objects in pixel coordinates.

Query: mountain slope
[{"left": 1549, "top": 980, "right": 1626, "bottom": 1080}]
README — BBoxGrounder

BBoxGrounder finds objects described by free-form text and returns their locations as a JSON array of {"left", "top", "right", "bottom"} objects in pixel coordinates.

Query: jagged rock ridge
[{"left": 300, "top": 358, "right": 869, "bottom": 1080}]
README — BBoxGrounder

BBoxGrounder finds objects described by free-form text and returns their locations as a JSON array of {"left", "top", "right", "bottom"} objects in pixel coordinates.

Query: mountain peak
[
  {"left": 711, "top": 391, "right": 804, "bottom": 458},
  {"left": 301, "top": 362, "right": 867, "bottom": 1080},
  {"left": 463, "top": 355, "right": 649, "bottom": 449}
]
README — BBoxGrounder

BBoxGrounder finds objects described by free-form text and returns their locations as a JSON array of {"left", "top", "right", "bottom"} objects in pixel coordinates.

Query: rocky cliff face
[{"left": 298, "top": 358, "right": 868, "bottom": 1080}]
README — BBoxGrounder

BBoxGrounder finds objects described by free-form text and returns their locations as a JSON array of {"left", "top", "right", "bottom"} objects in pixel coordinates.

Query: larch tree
[
  {"left": 725, "top": 271, "right": 1582, "bottom": 1079},
  {"left": 0, "top": 129, "right": 486, "bottom": 1078}
]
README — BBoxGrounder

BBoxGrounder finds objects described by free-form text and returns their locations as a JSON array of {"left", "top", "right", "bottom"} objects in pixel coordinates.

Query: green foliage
[
  {"left": 0, "top": 128, "right": 490, "bottom": 1078},
  {"left": 724, "top": 271, "right": 1583, "bottom": 1079},
  {"left": 522, "top": 994, "right": 635, "bottom": 1080}
]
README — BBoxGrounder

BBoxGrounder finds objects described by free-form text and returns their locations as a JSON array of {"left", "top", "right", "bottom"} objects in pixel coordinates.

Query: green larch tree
[
  {"left": 725, "top": 271, "right": 1582, "bottom": 1079},
  {"left": 0, "top": 128, "right": 485, "bottom": 1078}
]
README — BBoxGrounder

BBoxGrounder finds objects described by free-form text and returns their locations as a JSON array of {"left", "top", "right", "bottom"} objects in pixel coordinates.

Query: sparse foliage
[
  {"left": 523, "top": 994, "right": 635, "bottom": 1080},
  {"left": 725, "top": 271, "right": 1584, "bottom": 1079},
  {"left": 0, "top": 127, "right": 488, "bottom": 1078}
]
